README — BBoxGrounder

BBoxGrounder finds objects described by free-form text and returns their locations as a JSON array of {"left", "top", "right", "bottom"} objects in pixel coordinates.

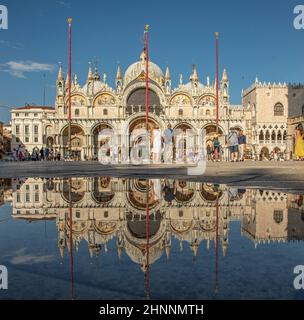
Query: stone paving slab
[{"left": 0, "top": 161, "right": 303, "bottom": 190}]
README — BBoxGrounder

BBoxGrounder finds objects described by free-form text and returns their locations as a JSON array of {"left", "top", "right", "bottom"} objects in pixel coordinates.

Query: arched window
[
  {"left": 259, "top": 131, "right": 264, "bottom": 143},
  {"left": 178, "top": 109, "right": 183, "bottom": 117},
  {"left": 274, "top": 103, "right": 284, "bottom": 116},
  {"left": 75, "top": 109, "right": 79, "bottom": 116},
  {"left": 277, "top": 130, "right": 282, "bottom": 142},
  {"left": 271, "top": 130, "right": 276, "bottom": 142},
  {"left": 265, "top": 130, "right": 270, "bottom": 142},
  {"left": 283, "top": 130, "right": 287, "bottom": 141},
  {"left": 103, "top": 109, "right": 108, "bottom": 116},
  {"left": 206, "top": 109, "right": 211, "bottom": 116}
]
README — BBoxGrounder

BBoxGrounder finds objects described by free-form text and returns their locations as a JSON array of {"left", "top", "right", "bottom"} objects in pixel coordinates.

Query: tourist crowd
[{"left": 12, "top": 145, "right": 61, "bottom": 161}]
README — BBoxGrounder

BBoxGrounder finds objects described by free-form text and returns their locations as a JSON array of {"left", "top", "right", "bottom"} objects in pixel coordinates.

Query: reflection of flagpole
[
  {"left": 145, "top": 179, "right": 151, "bottom": 299},
  {"left": 214, "top": 192, "right": 219, "bottom": 295},
  {"left": 69, "top": 178, "right": 75, "bottom": 300}
]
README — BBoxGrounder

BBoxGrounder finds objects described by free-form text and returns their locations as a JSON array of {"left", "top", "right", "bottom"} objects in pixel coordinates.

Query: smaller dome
[{"left": 183, "top": 82, "right": 205, "bottom": 92}]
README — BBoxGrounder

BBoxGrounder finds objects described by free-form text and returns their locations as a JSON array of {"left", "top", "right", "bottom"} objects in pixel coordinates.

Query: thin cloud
[
  {"left": 56, "top": 1, "right": 71, "bottom": 8},
  {"left": 1, "top": 60, "right": 56, "bottom": 78},
  {"left": 0, "top": 40, "right": 23, "bottom": 49},
  {"left": 5, "top": 248, "right": 56, "bottom": 265}
]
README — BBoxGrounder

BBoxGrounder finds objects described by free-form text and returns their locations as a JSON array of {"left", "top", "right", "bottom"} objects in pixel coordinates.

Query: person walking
[
  {"left": 213, "top": 136, "right": 220, "bottom": 161},
  {"left": 40, "top": 147, "right": 44, "bottom": 161},
  {"left": 238, "top": 130, "right": 247, "bottom": 162},
  {"left": 206, "top": 142, "right": 213, "bottom": 161},
  {"left": 152, "top": 128, "right": 162, "bottom": 164},
  {"left": 295, "top": 124, "right": 304, "bottom": 160},
  {"left": 227, "top": 128, "right": 239, "bottom": 162},
  {"left": 162, "top": 123, "right": 174, "bottom": 164}
]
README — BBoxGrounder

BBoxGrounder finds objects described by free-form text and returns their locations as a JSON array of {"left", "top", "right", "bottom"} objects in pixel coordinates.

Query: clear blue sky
[{"left": 0, "top": 0, "right": 303, "bottom": 123}]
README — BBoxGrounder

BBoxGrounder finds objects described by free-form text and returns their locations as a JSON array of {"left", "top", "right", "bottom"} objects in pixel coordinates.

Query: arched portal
[
  {"left": 260, "top": 147, "right": 270, "bottom": 160},
  {"left": 128, "top": 116, "right": 160, "bottom": 161},
  {"left": 174, "top": 123, "right": 196, "bottom": 162},
  {"left": 201, "top": 124, "right": 224, "bottom": 160},
  {"left": 61, "top": 125, "right": 85, "bottom": 160},
  {"left": 91, "top": 123, "right": 113, "bottom": 159}
]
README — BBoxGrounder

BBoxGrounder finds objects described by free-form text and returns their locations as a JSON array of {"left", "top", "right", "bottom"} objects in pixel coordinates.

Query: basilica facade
[{"left": 11, "top": 50, "right": 247, "bottom": 160}]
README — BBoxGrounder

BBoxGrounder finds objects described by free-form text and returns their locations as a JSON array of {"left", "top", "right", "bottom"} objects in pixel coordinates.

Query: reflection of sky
[{"left": 1, "top": 202, "right": 304, "bottom": 299}]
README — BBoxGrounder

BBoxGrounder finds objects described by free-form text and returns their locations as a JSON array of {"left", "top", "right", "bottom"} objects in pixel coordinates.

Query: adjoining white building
[
  {"left": 242, "top": 79, "right": 304, "bottom": 159},
  {"left": 10, "top": 47, "right": 304, "bottom": 160}
]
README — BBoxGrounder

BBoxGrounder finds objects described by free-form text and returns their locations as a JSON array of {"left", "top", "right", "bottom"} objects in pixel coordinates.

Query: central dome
[{"left": 124, "top": 50, "right": 164, "bottom": 86}]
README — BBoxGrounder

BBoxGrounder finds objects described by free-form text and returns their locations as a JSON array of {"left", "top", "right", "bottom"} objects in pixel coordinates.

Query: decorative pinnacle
[
  {"left": 68, "top": 17, "right": 72, "bottom": 25},
  {"left": 215, "top": 32, "right": 219, "bottom": 39}
]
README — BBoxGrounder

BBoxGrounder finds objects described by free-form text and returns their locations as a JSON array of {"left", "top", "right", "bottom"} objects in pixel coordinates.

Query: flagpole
[
  {"left": 144, "top": 24, "right": 151, "bottom": 299},
  {"left": 68, "top": 18, "right": 72, "bottom": 158},
  {"left": 215, "top": 32, "right": 219, "bottom": 135},
  {"left": 145, "top": 25, "right": 149, "bottom": 131}
]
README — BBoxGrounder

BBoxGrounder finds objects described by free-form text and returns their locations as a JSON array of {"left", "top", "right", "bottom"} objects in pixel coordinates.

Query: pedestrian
[
  {"left": 213, "top": 136, "right": 220, "bottom": 161},
  {"left": 295, "top": 124, "right": 304, "bottom": 160},
  {"left": 206, "top": 142, "right": 213, "bottom": 161},
  {"left": 40, "top": 147, "right": 44, "bottom": 161},
  {"left": 18, "top": 147, "right": 23, "bottom": 161},
  {"left": 238, "top": 130, "right": 246, "bottom": 161},
  {"left": 44, "top": 147, "right": 49, "bottom": 161},
  {"left": 227, "top": 127, "right": 239, "bottom": 162},
  {"left": 162, "top": 123, "right": 174, "bottom": 164}
]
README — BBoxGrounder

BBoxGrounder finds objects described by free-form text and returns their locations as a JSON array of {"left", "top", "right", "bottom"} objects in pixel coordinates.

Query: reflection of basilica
[{"left": 3, "top": 177, "right": 303, "bottom": 271}]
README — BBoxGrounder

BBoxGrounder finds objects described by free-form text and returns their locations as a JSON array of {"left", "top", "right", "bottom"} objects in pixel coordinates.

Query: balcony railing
[{"left": 125, "top": 105, "right": 163, "bottom": 116}]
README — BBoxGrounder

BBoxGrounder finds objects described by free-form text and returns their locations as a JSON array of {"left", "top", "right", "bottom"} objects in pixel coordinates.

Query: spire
[
  {"left": 65, "top": 73, "right": 70, "bottom": 86},
  {"left": 165, "top": 245, "right": 171, "bottom": 260},
  {"left": 94, "top": 67, "right": 100, "bottom": 81},
  {"left": 190, "top": 64, "right": 199, "bottom": 82},
  {"left": 165, "top": 66, "right": 171, "bottom": 80},
  {"left": 207, "top": 75, "right": 210, "bottom": 87},
  {"left": 117, "top": 245, "right": 123, "bottom": 261},
  {"left": 57, "top": 63, "right": 63, "bottom": 81},
  {"left": 116, "top": 64, "right": 122, "bottom": 80},
  {"left": 59, "top": 245, "right": 65, "bottom": 258},
  {"left": 140, "top": 49, "right": 146, "bottom": 64},
  {"left": 179, "top": 73, "right": 183, "bottom": 85},
  {"left": 87, "top": 63, "right": 93, "bottom": 80},
  {"left": 73, "top": 74, "right": 78, "bottom": 85},
  {"left": 222, "top": 68, "right": 228, "bottom": 81}
]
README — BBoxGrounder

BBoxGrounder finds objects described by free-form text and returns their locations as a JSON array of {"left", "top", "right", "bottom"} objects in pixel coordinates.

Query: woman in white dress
[{"left": 152, "top": 129, "right": 162, "bottom": 163}]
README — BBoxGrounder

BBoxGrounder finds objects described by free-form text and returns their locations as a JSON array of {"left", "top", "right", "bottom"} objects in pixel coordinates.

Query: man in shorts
[{"left": 228, "top": 127, "right": 239, "bottom": 162}]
